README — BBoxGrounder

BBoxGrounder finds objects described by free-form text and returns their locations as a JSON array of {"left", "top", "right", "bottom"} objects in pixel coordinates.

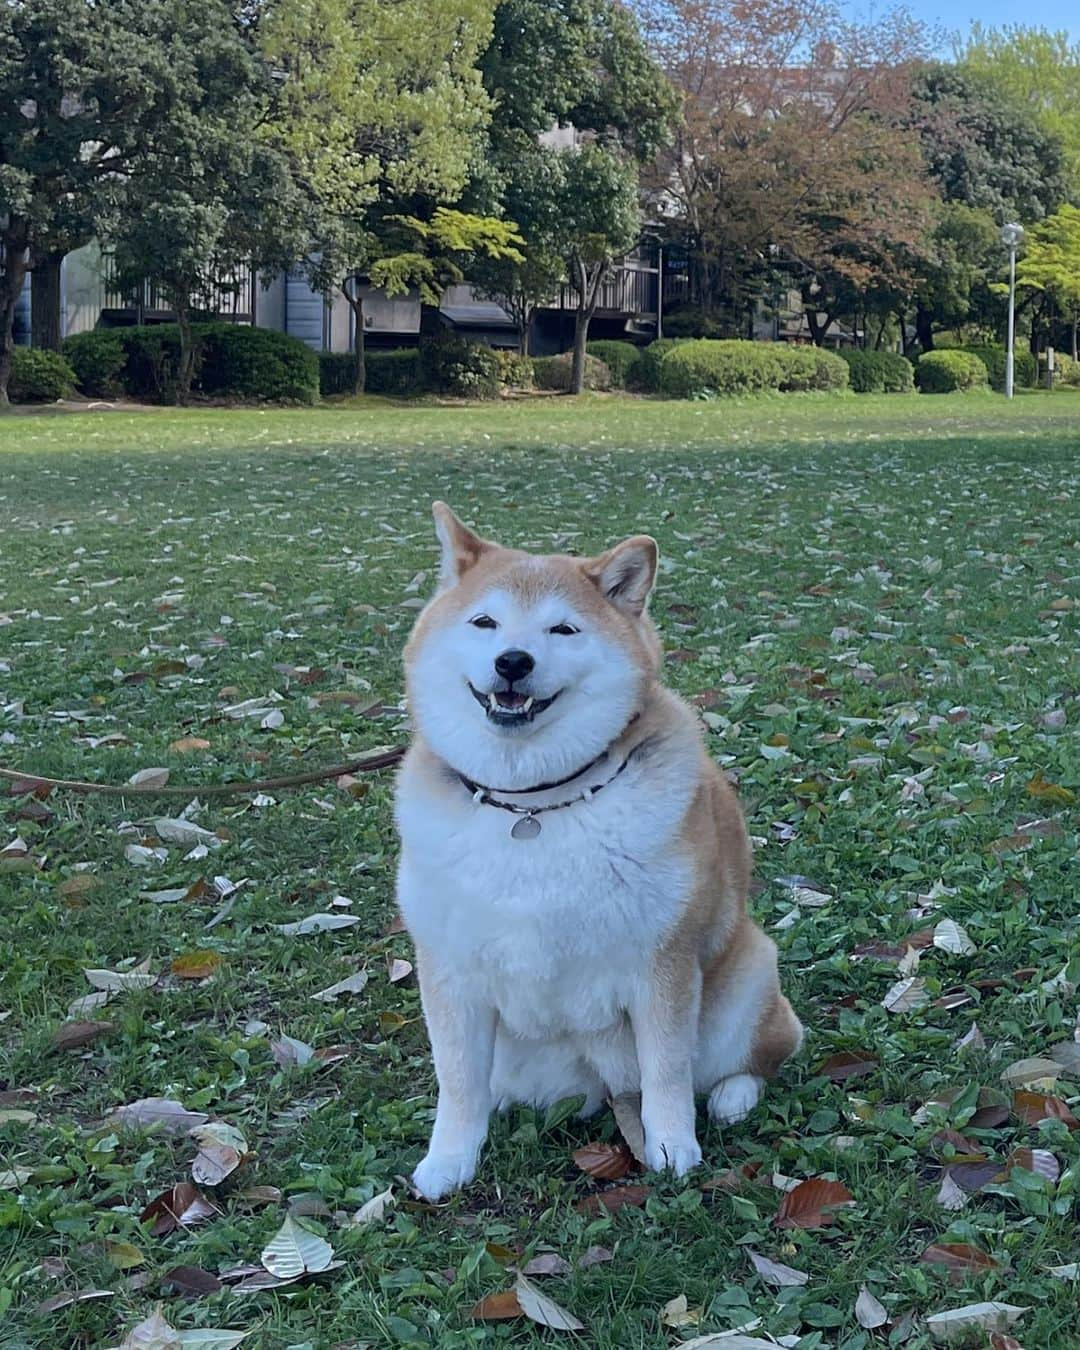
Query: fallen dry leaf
[
  {"left": 109, "top": 1098, "right": 210, "bottom": 1134},
  {"left": 855, "top": 1286, "right": 888, "bottom": 1329},
  {"left": 774, "top": 1177, "right": 854, "bottom": 1229},
  {"left": 34, "top": 1287, "right": 115, "bottom": 1315},
  {"left": 572, "top": 1140, "right": 634, "bottom": 1181},
  {"left": 190, "top": 1121, "right": 248, "bottom": 1185},
  {"left": 470, "top": 1289, "right": 523, "bottom": 1321},
  {"left": 311, "top": 971, "right": 368, "bottom": 1002},
  {"left": 574, "top": 1183, "right": 651, "bottom": 1216},
  {"left": 169, "top": 737, "right": 211, "bottom": 753},
  {"left": 609, "top": 1092, "right": 648, "bottom": 1165},
  {"left": 1013, "top": 1091, "right": 1079, "bottom": 1129},
  {"left": 747, "top": 1250, "right": 808, "bottom": 1287},
  {"left": 353, "top": 1186, "right": 394, "bottom": 1225},
  {"left": 161, "top": 1264, "right": 223, "bottom": 1296},
  {"left": 260, "top": 1214, "right": 334, "bottom": 1280},
  {"left": 520, "top": 1252, "right": 572, "bottom": 1277},
  {"left": 140, "top": 1182, "right": 219, "bottom": 1237},
  {"left": 1001, "top": 1057, "right": 1063, "bottom": 1089},
  {"left": 127, "top": 767, "right": 170, "bottom": 789},
  {"left": 271, "top": 1034, "right": 314, "bottom": 1068},
  {"left": 920, "top": 1242, "right": 1000, "bottom": 1282},
  {"left": 514, "top": 1273, "right": 585, "bottom": 1331},
  {"left": 925, "top": 1301, "right": 1028, "bottom": 1343},
  {"left": 660, "top": 1293, "right": 701, "bottom": 1327},
  {"left": 52, "top": 1020, "right": 113, "bottom": 1051},
  {"left": 171, "top": 950, "right": 223, "bottom": 980},
  {"left": 882, "top": 976, "right": 929, "bottom": 1013},
  {"left": 816, "top": 1050, "right": 878, "bottom": 1082}
]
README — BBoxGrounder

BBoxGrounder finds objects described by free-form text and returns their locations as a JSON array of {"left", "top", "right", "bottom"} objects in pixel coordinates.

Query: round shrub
[
  {"left": 420, "top": 336, "right": 501, "bottom": 398},
  {"left": 1047, "top": 351, "right": 1080, "bottom": 387},
  {"left": 916, "top": 349, "right": 989, "bottom": 393},
  {"left": 119, "top": 324, "right": 194, "bottom": 402},
  {"left": 771, "top": 345, "right": 849, "bottom": 392},
  {"left": 656, "top": 339, "right": 782, "bottom": 398},
  {"left": 7, "top": 347, "right": 76, "bottom": 402},
  {"left": 631, "top": 337, "right": 687, "bottom": 392},
  {"left": 62, "top": 330, "right": 127, "bottom": 397},
  {"left": 199, "top": 324, "right": 319, "bottom": 404},
  {"left": 840, "top": 349, "right": 915, "bottom": 394},
  {"left": 947, "top": 343, "right": 1036, "bottom": 391},
  {"left": 586, "top": 340, "right": 641, "bottom": 389},
  {"left": 532, "top": 351, "right": 612, "bottom": 392},
  {"left": 492, "top": 348, "right": 534, "bottom": 389}
]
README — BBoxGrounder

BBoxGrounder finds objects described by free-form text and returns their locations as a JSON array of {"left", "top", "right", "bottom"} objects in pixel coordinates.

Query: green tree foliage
[
  {"left": 258, "top": 0, "right": 502, "bottom": 393},
  {"left": 959, "top": 26, "right": 1080, "bottom": 191},
  {"left": 106, "top": 5, "right": 306, "bottom": 401},
  {"left": 473, "top": 0, "right": 677, "bottom": 384},
  {"left": 0, "top": 1, "right": 168, "bottom": 398},
  {"left": 1014, "top": 205, "right": 1080, "bottom": 358}
]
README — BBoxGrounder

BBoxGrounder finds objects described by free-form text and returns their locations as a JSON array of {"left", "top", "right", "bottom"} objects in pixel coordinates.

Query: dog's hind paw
[
  {"left": 411, "top": 1149, "right": 478, "bottom": 1201},
  {"left": 708, "top": 1073, "right": 764, "bottom": 1124}
]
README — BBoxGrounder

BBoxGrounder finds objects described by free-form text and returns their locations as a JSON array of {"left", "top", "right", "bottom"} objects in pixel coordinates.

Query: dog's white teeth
[
  {"left": 523, "top": 697, "right": 534, "bottom": 712},
  {"left": 488, "top": 693, "right": 499, "bottom": 710}
]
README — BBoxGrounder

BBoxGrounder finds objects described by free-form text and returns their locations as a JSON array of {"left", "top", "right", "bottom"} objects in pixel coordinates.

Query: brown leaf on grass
[
  {"left": 816, "top": 1050, "right": 878, "bottom": 1082},
  {"left": 988, "top": 1335, "right": 1024, "bottom": 1350},
  {"left": 574, "top": 1183, "right": 651, "bottom": 1216},
  {"left": 161, "top": 1264, "right": 223, "bottom": 1296},
  {"left": 930, "top": 1130, "right": 986, "bottom": 1162},
  {"left": 470, "top": 1289, "right": 524, "bottom": 1321},
  {"left": 140, "top": 1182, "right": 219, "bottom": 1237},
  {"left": 774, "top": 1178, "right": 854, "bottom": 1229},
  {"left": 701, "top": 1160, "right": 763, "bottom": 1192},
  {"left": 572, "top": 1141, "right": 634, "bottom": 1181},
  {"left": 235, "top": 1185, "right": 282, "bottom": 1207},
  {"left": 1026, "top": 771, "right": 1075, "bottom": 805},
  {"left": 920, "top": 1242, "right": 1000, "bottom": 1282},
  {"left": 52, "top": 1020, "right": 113, "bottom": 1050},
  {"left": 968, "top": 1102, "right": 1010, "bottom": 1130},
  {"left": 1013, "top": 1091, "right": 1079, "bottom": 1129},
  {"left": 609, "top": 1092, "right": 648, "bottom": 1166},
  {"left": 948, "top": 1159, "right": 1008, "bottom": 1194},
  {"left": 1007, "top": 1148, "right": 1060, "bottom": 1183},
  {"left": 169, "top": 737, "right": 211, "bottom": 753},
  {"left": 170, "top": 950, "right": 225, "bottom": 980}
]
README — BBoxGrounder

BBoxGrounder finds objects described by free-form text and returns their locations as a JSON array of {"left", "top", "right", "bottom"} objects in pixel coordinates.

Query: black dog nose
[{"left": 494, "top": 649, "right": 535, "bottom": 683}]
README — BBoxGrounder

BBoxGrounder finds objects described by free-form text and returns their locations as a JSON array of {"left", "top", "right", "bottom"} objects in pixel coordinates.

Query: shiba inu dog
[{"left": 395, "top": 503, "right": 802, "bottom": 1200}]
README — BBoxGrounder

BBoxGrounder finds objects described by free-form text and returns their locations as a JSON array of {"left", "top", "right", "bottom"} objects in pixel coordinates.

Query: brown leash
[{"left": 0, "top": 746, "right": 406, "bottom": 798}]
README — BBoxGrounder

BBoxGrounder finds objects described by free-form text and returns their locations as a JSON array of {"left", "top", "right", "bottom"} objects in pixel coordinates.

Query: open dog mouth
[{"left": 468, "top": 683, "right": 561, "bottom": 725}]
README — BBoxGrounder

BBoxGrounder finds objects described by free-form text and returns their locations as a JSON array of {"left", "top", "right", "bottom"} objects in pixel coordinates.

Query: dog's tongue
[{"left": 495, "top": 690, "right": 526, "bottom": 710}]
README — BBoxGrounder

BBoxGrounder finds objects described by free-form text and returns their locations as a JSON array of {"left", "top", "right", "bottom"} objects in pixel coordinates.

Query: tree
[
  {"left": 106, "top": 8, "right": 306, "bottom": 400},
  {"left": 632, "top": 0, "right": 937, "bottom": 338},
  {"left": 1015, "top": 205, "right": 1080, "bottom": 359},
  {"left": 959, "top": 26, "right": 1080, "bottom": 193},
  {"left": 473, "top": 0, "right": 676, "bottom": 387},
  {"left": 258, "top": 0, "right": 501, "bottom": 393},
  {"left": 0, "top": 1, "right": 168, "bottom": 400}
]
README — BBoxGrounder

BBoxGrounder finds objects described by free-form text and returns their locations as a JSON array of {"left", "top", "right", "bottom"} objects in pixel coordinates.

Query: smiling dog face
[{"left": 403, "top": 503, "right": 662, "bottom": 788}]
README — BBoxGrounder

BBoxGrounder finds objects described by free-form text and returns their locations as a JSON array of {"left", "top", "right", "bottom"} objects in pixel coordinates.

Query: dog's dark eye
[
  {"left": 469, "top": 614, "right": 498, "bottom": 629},
  {"left": 549, "top": 623, "right": 580, "bottom": 636}
]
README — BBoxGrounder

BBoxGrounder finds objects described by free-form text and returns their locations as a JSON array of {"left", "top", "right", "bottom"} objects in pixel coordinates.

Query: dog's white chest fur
[{"left": 396, "top": 748, "right": 694, "bottom": 1039}]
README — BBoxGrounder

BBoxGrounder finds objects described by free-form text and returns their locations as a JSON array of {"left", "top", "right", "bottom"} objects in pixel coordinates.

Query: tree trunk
[
  {"left": 570, "top": 259, "right": 607, "bottom": 394},
  {"left": 805, "top": 306, "right": 834, "bottom": 347},
  {"left": 175, "top": 304, "right": 196, "bottom": 403},
  {"left": 914, "top": 307, "right": 934, "bottom": 353},
  {"left": 1072, "top": 316, "right": 1078, "bottom": 362},
  {"left": 31, "top": 250, "right": 65, "bottom": 351},
  {"left": 0, "top": 225, "right": 31, "bottom": 406}
]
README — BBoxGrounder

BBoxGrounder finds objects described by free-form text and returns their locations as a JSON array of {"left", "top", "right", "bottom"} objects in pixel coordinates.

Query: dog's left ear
[
  {"left": 432, "top": 501, "right": 490, "bottom": 589},
  {"left": 583, "top": 535, "right": 658, "bottom": 617}
]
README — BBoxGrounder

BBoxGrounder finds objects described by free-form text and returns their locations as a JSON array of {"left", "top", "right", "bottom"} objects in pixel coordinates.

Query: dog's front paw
[
  {"left": 644, "top": 1134, "right": 702, "bottom": 1177},
  {"left": 412, "top": 1149, "right": 478, "bottom": 1201}
]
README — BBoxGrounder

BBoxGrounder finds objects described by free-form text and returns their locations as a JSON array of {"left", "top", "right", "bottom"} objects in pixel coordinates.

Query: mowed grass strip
[{"left": 1, "top": 392, "right": 1078, "bottom": 1347}]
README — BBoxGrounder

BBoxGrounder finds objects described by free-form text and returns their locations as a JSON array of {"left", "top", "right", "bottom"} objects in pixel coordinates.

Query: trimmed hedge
[
  {"left": 318, "top": 349, "right": 422, "bottom": 396},
  {"left": 916, "top": 349, "right": 989, "bottom": 393},
  {"left": 655, "top": 339, "right": 848, "bottom": 398},
  {"left": 949, "top": 343, "right": 1036, "bottom": 392},
  {"left": 62, "top": 330, "right": 127, "bottom": 397},
  {"left": 631, "top": 337, "right": 686, "bottom": 392},
  {"left": 63, "top": 323, "right": 318, "bottom": 403},
  {"left": 1047, "top": 351, "right": 1080, "bottom": 387},
  {"left": 772, "top": 346, "right": 849, "bottom": 392},
  {"left": 199, "top": 325, "right": 318, "bottom": 403},
  {"left": 8, "top": 347, "right": 76, "bottom": 402},
  {"left": 586, "top": 340, "right": 641, "bottom": 389},
  {"left": 533, "top": 351, "right": 612, "bottom": 392},
  {"left": 839, "top": 349, "right": 915, "bottom": 394}
]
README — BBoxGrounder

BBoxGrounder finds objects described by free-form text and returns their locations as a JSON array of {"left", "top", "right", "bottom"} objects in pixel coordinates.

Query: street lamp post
[{"left": 1001, "top": 222, "right": 1024, "bottom": 399}]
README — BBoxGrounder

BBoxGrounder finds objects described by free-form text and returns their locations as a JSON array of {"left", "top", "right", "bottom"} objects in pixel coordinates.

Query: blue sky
[{"left": 844, "top": 1, "right": 1079, "bottom": 50}]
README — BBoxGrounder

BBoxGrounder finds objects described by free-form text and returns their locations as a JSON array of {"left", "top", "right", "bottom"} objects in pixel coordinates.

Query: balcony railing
[
  {"left": 557, "top": 257, "right": 659, "bottom": 318},
  {"left": 101, "top": 254, "right": 255, "bottom": 323}
]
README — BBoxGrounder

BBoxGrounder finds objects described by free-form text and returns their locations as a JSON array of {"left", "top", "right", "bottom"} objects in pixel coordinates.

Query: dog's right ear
[{"left": 432, "top": 501, "right": 489, "bottom": 590}]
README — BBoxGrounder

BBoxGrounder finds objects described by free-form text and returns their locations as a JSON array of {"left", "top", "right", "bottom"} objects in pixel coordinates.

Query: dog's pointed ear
[
  {"left": 432, "top": 501, "right": 489, "bottom": 589},
  {"left": 583, "top": 535, "right": 658, "bottom": 617}
]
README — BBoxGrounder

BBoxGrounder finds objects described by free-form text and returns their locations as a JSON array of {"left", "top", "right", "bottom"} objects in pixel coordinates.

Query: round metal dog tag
[{"left": 510, "top": 814, "right": 541, "bottom": 840}]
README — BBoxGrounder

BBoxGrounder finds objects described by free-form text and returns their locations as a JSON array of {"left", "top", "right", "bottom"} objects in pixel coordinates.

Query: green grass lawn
[{"left": 1, "top": 391, "right": 1079, "bottom": 1349}]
